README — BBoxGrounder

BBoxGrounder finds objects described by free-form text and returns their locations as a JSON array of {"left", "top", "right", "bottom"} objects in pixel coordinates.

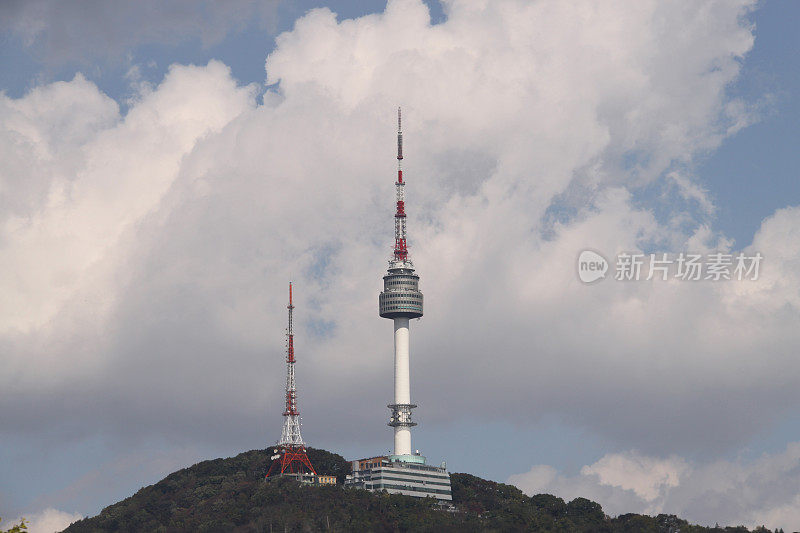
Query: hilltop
[{"left": 62, "top": 448, "right": 770, "bottom": 532}]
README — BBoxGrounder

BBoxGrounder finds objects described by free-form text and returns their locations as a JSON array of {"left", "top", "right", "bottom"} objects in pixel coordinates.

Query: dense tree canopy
[{"left": 62, "top": 448, "right": 774, "bottom": 532}]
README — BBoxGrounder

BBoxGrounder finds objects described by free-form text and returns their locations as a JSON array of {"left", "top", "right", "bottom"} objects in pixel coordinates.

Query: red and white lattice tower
[{"left": 266, "top": 282, "right": 316, "bottom": 477}]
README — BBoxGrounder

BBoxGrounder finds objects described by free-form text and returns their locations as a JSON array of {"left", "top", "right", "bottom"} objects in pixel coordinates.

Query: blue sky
[
  {"left": 698, "top": 1, "right": 800, "bottom": 247},
  {"left": 2, "top": 1, "right": 800, "bottom": 530}
]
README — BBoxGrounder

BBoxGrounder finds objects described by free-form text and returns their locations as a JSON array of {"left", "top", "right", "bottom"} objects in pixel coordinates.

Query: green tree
[{"left": 0, "top": 517, "right": 28, "bottom": 533}]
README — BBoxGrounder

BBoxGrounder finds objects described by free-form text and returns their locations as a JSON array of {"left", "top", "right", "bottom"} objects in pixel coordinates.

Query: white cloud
[
  {"left": 668, "top": 171, "right": 715, "bottom": 216},
  {"left": 581, "top": 451, "right": 689, "bottom": 502},
  {"left": 510, "top": 443, "right": 800, "bottom": 530},
  {"left": 0, "top": 61, "right": 255, "bottom": 338},
  {"left": 10, "top": 508, "right": 83, "bottom": 533},
  {"left": 0, "top": 0, "right": 774, "bottom": 451},
  {"left": 0, "top": 73, "right": 118, "bottom": 221}
]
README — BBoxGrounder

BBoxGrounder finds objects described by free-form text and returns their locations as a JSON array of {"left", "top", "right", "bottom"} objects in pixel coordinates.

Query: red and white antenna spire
[
  {"left": 393, "top": 107, "right": 408, "bottom": 262},
  {"left": 267, "top": 282, "right": 316, "bottom": 477}
]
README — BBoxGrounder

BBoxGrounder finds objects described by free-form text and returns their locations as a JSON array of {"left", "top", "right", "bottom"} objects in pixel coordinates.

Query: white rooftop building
[{"left": 345, "top": 454, "right": 452, "bottom": 501}]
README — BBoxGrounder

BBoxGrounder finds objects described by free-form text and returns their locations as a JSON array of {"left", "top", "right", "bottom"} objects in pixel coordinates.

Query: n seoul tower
[
  {"left": 379, "top": 108, "right": 424, "bottom": 458},
  {"left": 345, "top": 110, "right": 450, "bottom": 501}
]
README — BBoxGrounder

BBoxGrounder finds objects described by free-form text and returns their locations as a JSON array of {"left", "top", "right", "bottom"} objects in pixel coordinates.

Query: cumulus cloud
[
  {"left": 509, "top": 443, "right": 800, "bottom": 530},
  {"left": 3, "top": 0, "right": 798, "bottom": 526},
  {"left": 9, "top": 508, "right": 83, "bottom": 533},
  {"left": 0, "top": 0, "right": 769, "bottom": 452},
  {"left": 0, "top": 60, "right": 255, "bottom": 337},
  {"left": 581, "top": 451, "right": 689, "bottom": 502}
]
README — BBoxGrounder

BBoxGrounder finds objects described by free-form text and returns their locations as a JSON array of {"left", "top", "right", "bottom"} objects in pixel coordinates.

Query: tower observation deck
[{"left": 378, "top": 265, "right": 423, "bottom": 318}]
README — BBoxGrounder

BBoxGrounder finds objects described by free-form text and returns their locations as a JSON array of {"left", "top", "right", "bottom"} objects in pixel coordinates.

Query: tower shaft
[{"left": 393, "top": 317, "right": 412, "bottom": 455}]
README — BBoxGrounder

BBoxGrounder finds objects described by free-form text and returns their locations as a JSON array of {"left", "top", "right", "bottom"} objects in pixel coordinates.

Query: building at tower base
[
  {"left": 267, "top": 468, "right": 336, "bottom": 485},
  {"left": 344, "top": 454, "right": 452, "bottom": 501}
]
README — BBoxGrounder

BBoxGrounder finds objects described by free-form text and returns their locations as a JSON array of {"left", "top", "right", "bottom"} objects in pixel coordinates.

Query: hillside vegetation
[{"left": 63, "top": 448, "right": 776, "bottom": 532}]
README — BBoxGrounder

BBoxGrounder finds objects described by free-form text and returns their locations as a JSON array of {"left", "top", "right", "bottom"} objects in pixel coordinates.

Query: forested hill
[{"left": 62, "top": 448, "right": 771, "bottom": 532}]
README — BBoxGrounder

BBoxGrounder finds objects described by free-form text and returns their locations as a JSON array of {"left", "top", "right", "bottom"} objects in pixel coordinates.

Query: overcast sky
[{"left": 2, "top": 1, "right": 800, "bottom": 531}]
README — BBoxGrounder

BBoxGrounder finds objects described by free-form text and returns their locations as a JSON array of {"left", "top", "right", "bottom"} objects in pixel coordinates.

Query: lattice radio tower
[{"left": 266, "top": 282, "right": 316, "bottom": 477}]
